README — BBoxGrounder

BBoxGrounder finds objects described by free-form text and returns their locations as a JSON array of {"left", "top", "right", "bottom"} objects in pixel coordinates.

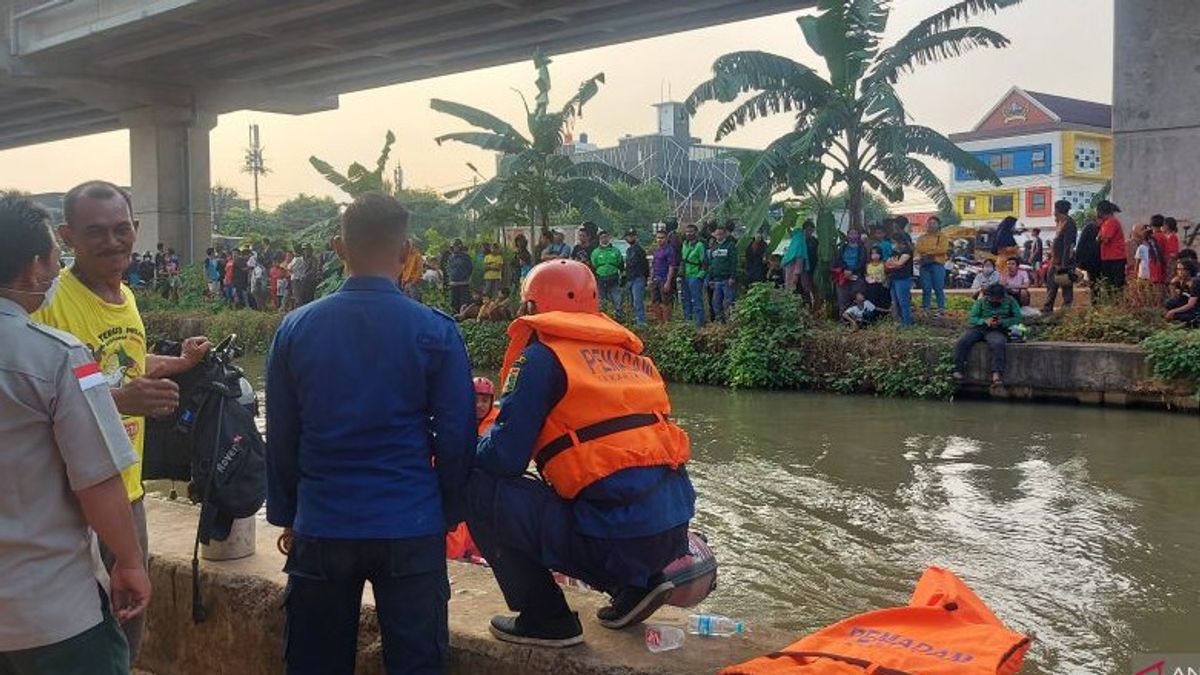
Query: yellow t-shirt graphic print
[{"left": 33, "top": 268, "right": 147, "bottom": 501}]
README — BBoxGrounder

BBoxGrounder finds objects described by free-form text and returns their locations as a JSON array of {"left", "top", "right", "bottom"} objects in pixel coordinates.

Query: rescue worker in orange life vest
[{"left": 468, "top": 259, "right": 696, "bottom": 648}]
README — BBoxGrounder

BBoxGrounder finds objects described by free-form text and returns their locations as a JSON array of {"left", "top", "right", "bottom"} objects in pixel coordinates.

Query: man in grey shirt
[{"left": 0, "top": 196, "right": 151, "bottom": 675}]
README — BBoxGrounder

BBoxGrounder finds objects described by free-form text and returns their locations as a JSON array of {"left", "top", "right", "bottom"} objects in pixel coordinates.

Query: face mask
[{"left": 1, "top": 273, "right": 58, "bottom": 312}]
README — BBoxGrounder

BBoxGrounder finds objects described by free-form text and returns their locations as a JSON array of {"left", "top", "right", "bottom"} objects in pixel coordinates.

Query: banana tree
[
  {"left": 305, "top": 131, "right": 399, "bottom": 294},
  {"left": 687, "top": 0, "right": 1023, "bottom": 230},
  {"left": 309, "top": 130, "right": 396, "bottom": 197},
  {"left": 431, "top": 50, "right": 636, "bottom": 243}
]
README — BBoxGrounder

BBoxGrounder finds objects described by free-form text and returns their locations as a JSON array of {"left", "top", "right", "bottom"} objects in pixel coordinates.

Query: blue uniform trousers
[
  {"left": 282, "top": 536, "right": 448, "bottom": 675},
  {"left": 465, "top": 470, "right": 688, "bottom": 620}
]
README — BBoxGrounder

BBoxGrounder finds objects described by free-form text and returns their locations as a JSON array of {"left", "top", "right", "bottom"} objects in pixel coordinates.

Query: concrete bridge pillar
[
  {"left": 123, "top": 107, "right": 216, "bottom": 264},
  {"left": 1112, "top": 0, "right": 1200, "bottom": 228}
]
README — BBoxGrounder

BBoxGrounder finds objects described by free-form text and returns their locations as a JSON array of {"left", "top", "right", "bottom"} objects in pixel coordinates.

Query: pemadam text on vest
[
  {"left": 578, "top": 347, "right": 655, "bottom": 379},
  {"left": 846, "top": 627, "right": 976, "bottom": 664}
]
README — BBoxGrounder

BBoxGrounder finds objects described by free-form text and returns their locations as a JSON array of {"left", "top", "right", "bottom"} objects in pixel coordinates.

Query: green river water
[{"left": 232, "top": 355, "right": 1199, "bottom": 674}]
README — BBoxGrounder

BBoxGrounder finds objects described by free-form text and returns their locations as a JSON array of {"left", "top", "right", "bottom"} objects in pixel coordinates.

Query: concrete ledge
[
  {"left": 956, "top": 341, "right": 1199, "bottom": 412},
  {"left": 138, "top": 499, "right": 785, "bottom": 675}
]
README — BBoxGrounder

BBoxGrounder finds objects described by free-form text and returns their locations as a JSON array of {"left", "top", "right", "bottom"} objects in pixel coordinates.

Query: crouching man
[{"left": 468, "top": 259, "right": 696, "bottom": 647}]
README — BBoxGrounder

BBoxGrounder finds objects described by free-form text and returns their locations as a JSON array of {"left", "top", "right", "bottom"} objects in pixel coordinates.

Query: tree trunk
[{"left": 847, "top": 181, "right": 864, "bottom": 231}]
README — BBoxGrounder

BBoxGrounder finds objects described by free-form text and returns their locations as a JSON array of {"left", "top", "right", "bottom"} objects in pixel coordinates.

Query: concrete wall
[
  {"left": 1113, "top": 0, "right": 1200, "bottom": 227},
  {"left": 138, "top": 499, "right": 784, "bottom": 675},
  {"left": 958, "top": 340, "right": 1198, "bottom": 411}
]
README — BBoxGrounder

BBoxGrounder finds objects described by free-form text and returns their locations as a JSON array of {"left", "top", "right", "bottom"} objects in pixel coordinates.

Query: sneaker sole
[
  {"left": 597, "top": 581, "right": 675, "bottom": 630},
  {"left": 488, "top": 623, "right": 584, "bottom": 648}
]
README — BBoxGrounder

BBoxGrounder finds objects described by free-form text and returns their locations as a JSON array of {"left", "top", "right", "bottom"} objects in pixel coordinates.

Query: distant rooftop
[{"left": 1023, "top": 91, "right": 1112, "bottom": 129}]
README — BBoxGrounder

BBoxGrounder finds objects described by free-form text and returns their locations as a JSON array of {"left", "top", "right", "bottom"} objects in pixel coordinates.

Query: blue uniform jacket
[
  {"left": 266, "top": 276, "right": 474, "bottom": 539},
  {"left": 476, "top": 340, "right": 695, "bottom": 540}
]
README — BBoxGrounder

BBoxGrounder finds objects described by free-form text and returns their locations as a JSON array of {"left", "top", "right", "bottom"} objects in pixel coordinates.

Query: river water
[{"left": 233, "top": 355, "right": 1199, "bottom": 674}]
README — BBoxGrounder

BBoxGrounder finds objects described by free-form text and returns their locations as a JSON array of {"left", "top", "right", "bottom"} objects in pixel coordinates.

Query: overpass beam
[
  {"left": 1113, "top": 0, "right": 1200, "bottom": 226},
  {"left": 123, "top": 106, "right": 216, "bottom": 264}
]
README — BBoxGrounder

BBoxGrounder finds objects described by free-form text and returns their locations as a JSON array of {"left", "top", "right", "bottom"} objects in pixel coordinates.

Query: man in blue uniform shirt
[
  {"left": 266, "top": 192, "right": 474, "bottom": 674},
  {"left": 469, "top": 259, "right": 696, "bottom": 647}
]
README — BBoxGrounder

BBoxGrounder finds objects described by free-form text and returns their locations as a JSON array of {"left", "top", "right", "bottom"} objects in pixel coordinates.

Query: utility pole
[{"left": 242, "top": 123, "right": 269, "bottom": 211}]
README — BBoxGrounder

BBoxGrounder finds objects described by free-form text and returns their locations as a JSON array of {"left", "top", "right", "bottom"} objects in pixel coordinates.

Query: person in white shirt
[{"left": 842, "top": 292, "right": 877, "bottom": 329}]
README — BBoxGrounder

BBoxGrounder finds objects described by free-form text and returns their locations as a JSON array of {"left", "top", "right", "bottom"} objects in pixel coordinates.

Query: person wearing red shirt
[
  {"left": 1164, "top": 216, "right": 1182, "bottom": 272},
  {"left": 1096, "top": 200, "right": 1126, "bottom": 292},
  {"left": 1150, "top": 215, "right": 1172, "bottom": 284}
]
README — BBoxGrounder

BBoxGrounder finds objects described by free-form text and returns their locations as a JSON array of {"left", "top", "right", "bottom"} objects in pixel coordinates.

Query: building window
[
  {"left": 1074, "top": 140, "right": 1101, "bottom": 173},
  {"left": 1031, "top": 150, "right": 1046, "bottom": 169},
  {"left": 1030, "top": 191, "right": 1047, "bottom": 212},
  {"left": 988, "top": 154, "right": 1002, "bottom": 170},
  {"left": 963, "top": 197, "right": 977, "bottom": 215},
  {"left": 990, "top": 194, "right": 1014, "bottom": 213},
  {"left": 1000, "top": 153, "right": 1014, "bottom": 171}
]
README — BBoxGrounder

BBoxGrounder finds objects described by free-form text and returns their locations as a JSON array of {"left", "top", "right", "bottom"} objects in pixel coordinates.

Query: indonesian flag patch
[{"left": 74, "top": 362, "right": 106, "bottom": 391}]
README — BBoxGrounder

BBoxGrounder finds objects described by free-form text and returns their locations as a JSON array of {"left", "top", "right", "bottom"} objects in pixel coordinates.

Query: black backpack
[{"left": 143, "top": 334, "right": 265, "bottom": 622}]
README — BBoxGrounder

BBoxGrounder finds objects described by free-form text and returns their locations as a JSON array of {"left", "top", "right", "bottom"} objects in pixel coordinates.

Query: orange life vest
[
  {"left": 478, "top": 406, "right": 499, "bottom": 437},
  {"left": 720, "top": 567, "right": 1030, "bottom": 675},
  {"left": 499, "top": 311, "right": 690, "bottom": 499}
]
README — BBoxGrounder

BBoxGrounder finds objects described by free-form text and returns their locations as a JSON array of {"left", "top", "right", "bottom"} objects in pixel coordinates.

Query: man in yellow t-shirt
[
  {"left": 482, "top": 243, "right": 504, "bottom": 298},
  {"left": 33, "top": 180, "right": 210, "bottom": 664},
  {"left": 914, "top": 216, "right": 951, "bottom": 316}
]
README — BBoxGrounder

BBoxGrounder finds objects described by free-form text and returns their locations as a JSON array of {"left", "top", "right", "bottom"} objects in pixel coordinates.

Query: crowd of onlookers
[
  {"left": 127, "top": 203, "right": 1199, "bottom": 337},
  {"left": 123, "top": 237, "right": 326, "bottom": 311}
]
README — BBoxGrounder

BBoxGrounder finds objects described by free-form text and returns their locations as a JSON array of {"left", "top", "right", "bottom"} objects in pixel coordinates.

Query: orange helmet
[{"left": 521, "top": 259, "right": 599, "bottom": 314}]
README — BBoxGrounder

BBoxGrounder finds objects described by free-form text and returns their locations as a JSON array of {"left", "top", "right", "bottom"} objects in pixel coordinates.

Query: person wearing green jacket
[
  {"left": 591, "top": 230, "right": 626, "bottom": 321},
  {"left": 707, "top": 222, "right": 738, "bottom": 322},
  {"left": 952, "top": 283, "right": 1023, "bottom": 385},
  {"left": 781, "top": 223, "right": 810, "bottom": 296},
  {"left": 680, "top": 224, "right": 708, "bottom": 327}
]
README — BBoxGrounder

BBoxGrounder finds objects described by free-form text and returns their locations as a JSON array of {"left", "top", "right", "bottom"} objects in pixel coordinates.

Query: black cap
[
  {"left": 625, "top": 228, "right": 638, "bottom": 237},
  {"left": 986, "top": 282, "right": 1007, "bottom": 299}
]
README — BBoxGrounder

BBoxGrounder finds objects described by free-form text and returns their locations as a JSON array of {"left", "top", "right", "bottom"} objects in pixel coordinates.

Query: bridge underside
[
  {"left": 1, "top": 0, "right": 811, "bottom": 150},
  {"left": 0, "top": 0, "right": 811, "bottom": 259}
]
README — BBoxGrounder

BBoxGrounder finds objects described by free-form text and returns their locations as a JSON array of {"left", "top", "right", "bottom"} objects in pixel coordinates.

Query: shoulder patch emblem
[{"left": 502, "top": 355, "right": 526, "bottom": 395}]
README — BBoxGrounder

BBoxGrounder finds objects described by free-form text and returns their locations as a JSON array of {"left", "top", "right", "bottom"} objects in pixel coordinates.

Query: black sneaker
[
  {"left": 596, "top": 579, "right": 675, "bottom": 629},
  {"left": 488, "top": 612, "right": 584, "bottom": 648}
]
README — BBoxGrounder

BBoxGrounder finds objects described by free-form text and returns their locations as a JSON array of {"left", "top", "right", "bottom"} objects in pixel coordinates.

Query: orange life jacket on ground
[
  {"left": 499, "top": 311, "right": 690, "bottom": 499},
  {"left": 446, "top": 411, "right": 498, "bottom": 561},
  {"left": 720, "top": 567, "right": 1030, "bottom": 675}
]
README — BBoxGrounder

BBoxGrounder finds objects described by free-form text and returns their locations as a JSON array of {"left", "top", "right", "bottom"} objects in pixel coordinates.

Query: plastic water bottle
[
  {"left": 687, "top": 613, "right": 746, "bottom": 637},
  {"left": 644, "top": 624, "right": 685, "bottom": 653}
]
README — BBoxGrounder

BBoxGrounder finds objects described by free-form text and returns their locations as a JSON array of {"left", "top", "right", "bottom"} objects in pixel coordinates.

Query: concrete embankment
[
  {"left": 138, "top": 499, "right": 785, "bottom": 675},
  {"left": 958, "top": 340, "right": 1198, "bottom": 411}
]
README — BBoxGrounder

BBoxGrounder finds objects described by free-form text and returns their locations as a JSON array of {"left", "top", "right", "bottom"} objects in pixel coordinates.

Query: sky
[{"left": 0, "top": 0, "right": 1114, "bottom": 211}]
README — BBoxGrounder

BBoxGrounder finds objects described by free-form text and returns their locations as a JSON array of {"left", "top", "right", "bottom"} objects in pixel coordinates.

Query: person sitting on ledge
[
  {"left": 1000, "top": 257, "right": 1032, "bottom": 306},
  {"left": 1164, "top": 258, "right": 1199, "bottom": 326},
  {"left": 952, "top": 283, "right": 1023, "bottom": 386},
  {"left": 970, "top": 258, "right": 1001, "bottom": 299}
]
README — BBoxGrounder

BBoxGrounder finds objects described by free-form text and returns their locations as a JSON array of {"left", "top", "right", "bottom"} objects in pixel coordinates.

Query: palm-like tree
[
  {"left": 431, "top": 51, "right": 635, "bottom": 235},
  {"left": 687, "top": 0, "right": 1023, "bottom": 229}
]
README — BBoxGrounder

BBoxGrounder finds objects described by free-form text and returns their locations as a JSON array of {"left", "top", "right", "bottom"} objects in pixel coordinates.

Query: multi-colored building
[{"left": 948, "top": 87, "right": 1112, "bottom": 230}]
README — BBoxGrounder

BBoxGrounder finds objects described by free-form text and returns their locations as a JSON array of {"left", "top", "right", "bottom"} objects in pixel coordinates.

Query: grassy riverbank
[{"left": 140, "top": 285, "right": 1200, "bottom": 401}]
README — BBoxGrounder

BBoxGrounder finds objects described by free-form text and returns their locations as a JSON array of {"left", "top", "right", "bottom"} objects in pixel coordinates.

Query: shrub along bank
[{"left": 142, "top": 285, "right": 1199, "bottom": 402}]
